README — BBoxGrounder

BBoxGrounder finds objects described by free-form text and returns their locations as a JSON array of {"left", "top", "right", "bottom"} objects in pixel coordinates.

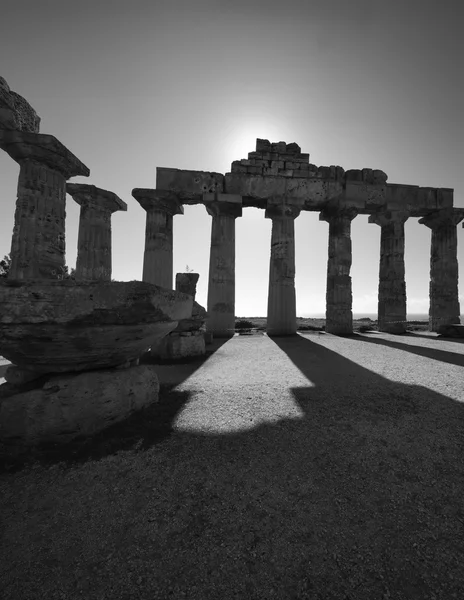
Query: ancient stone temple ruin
[
  {"left": 1, "top": 76, "right": 463, "bottom": 446},
  {"left": 137, "top": 138, "right": 463, "bottom": 337},
  {"left": 0, "top": 77, "right": 194, "bottom": 445}
]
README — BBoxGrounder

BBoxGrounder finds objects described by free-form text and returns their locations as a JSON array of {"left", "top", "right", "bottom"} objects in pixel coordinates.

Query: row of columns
[
  {"left": 133, "top": 191, "right": 464, "bottom": 337},
  {"left": 5, "top": 152, "right": 463, "bottom": 335}
]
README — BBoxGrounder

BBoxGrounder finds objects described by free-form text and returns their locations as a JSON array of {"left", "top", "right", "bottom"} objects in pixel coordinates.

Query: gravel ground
[{"left": 1, "top": 331, "right": 464, "bottom": 599}]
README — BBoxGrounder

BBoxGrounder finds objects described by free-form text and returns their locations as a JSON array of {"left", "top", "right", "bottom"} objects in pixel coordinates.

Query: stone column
[
  {"left": 419, "top": 208, "right": 464, "bottom": 331},
  {"left": 369, "top": 210, "right": 409, "bottom": 334},
  {"left": 132, "top": 189, "right": 183, "bottom": 289},
  {"left": 0, "top": 130, "right": 90, "bottom": 279},
  {"left": 265, "top": 198, "right": 303, "bottom": 336},
  {"left": 320, "top": 206, "right": 358, "bottom": 335},
  {"left": 204, "top": 193, "right": 242, "bottom": 337},
  {"left": 66, "top": 184, "right": 127, "bottom": 281}
]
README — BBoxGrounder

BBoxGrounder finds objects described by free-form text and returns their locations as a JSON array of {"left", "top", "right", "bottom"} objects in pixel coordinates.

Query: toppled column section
[
  {"left": 369, "top": 210, "right": 409, "bottom": 333},
  {"left": 132, "top": 189, "right": 183, "bottom": 289},
  {"left": 320, "top": 206, "right": 358, "bottom": 335},
  {"left": 419, "top": 208, "right": 464, "bottom": 331},
  {"left": 66, "top": 184, "right": 127, "bottom": 281},
  {"left": 203, "top": 193, "right": 242, "bottom": 337},
  {"left": 265, "top": 197, "right": 303, "bottom": 336},
  {"left": 0, "top": 130, "right": 90, "bottom": 279}
]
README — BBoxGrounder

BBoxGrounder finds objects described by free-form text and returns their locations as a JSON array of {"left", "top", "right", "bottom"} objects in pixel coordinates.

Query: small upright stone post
[
  {"left": 66, "top": 184, "right": 127, "bottom": 281},
  {"left": 369, "top": 210, "right": 409, "bottom": 333},
  {"left": 265, "top": 197, "right": 303, "bottom": 336},
  {"left": 419, "top": 208, "right": 464, "bottom": 331},
  {"left": 132, "top": 189, "right": 183, "bottom": 289},
  {"left": 0, "top": 131, "right": 90, "bottom": 279},
  {"left": 175, "top": 272, "right": 199, "bottom": 298},
  {"left": 320, "top": 206, "right": 358, "bottom": 335},
  {"left": 203, "top": 193, "right": 242, "bottom": 337}
]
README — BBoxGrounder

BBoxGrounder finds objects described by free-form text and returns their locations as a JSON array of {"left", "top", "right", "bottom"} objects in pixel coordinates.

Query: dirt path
[{"left": 1, "top": 332, "right": 464, "bottom": 599}]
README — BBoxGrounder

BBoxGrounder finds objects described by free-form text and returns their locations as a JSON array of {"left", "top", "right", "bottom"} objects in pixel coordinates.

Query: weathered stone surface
[
  {"left": 419, "top": 208, "right": 464, "bottom": 331},
  {"left": 0, "top": 280, "right": 193, "bottom": 373},
  {"left": 4, "top": 365, "right": 44, "bottom": 386},
  {"left": 150, "top": 332, "right": 206, "bottom": 361},
  {"left": 0, "top": 130, "right": 90, "bottom": 179},
  {"left": 156, "top": 168, "right": 224, "bottom": 197},
  {"left": 175, "top": 273, "right": 199, "bottom": 298},
  {"left": 265, "top": 198, "right": 303, "bottom": 336},
  {"left": 0, "top": 77, "right": 41, "bottom": 133},
  {"left": 174, "top": 301, "right": 207, "bottom": 332},
  {"left": 369, "top": 210, "right": 409, "bottom": 334},
  {"left": 9, "top": 160, "right": 68, "bottom": 280},
  {"left": 205, "top": 196, "right": 242, "bottom": 337},
  {"left": 0, "top": 365, "right": 159, "bottom": 445},
  {"left": 320, "top": 206, "right": 358, "bottom": 335},
  {"left": 132, "top": 189, "right": 183, "bottom": 288},
  {"left": 67, "top": 184, "right": 127, "bottom": 281}
]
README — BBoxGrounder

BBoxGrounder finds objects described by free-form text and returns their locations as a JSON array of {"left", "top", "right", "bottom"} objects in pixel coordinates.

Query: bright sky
[{"left": 1, "top": 0, "right": 463, "bottom": 317}]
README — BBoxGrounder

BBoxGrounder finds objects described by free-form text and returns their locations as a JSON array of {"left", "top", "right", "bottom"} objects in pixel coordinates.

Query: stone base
[
  {"left": 150, "top": 331, "right": 206, "bottom": 361},
  {"left": 379, "top": 321, "right": 407, "bottom": 334},
  {"left": 0, "top": 364, "right": 159, "bottom": 445},
  {"left": 437, "top": 324, "right": 464, "bottom": 338}
]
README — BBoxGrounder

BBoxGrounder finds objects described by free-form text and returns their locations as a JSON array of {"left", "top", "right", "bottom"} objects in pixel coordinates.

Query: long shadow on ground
[
  {"left": 2, "top": 334, "right": 464, "bottom": 600},
  {"left": 349, "top": 332, "right": 464, "bottom": 367}
]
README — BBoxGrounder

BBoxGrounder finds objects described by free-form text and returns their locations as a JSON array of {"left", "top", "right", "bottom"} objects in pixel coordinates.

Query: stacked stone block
[
  {"left": 149, "top": 273, "right": 207, "bottom": 360},
  {"left": 230, "top": 139, "right": 345, "bottom": 181}
]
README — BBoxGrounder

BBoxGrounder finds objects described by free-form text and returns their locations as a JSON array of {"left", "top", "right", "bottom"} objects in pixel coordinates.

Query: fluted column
[
  {"left": 0, "top": 130, "right": 89, "bottom": 279},
  {"left": 320, "top": 206, "right": 358, "bottom": 335},
  {"left": 265, "top": 198, "right": 303, "bottom": 336},
  {"left": 419, "top": 208, "right": 464, "bottom": 331},
  {"left": 66, "top": 184, "right": 127, "bottom": 281},
  {"left": 368, "top": 210, "right": 409, "bottom": 334},
  {"left": 132, "top": 189, "right": 183, "bottom": 289},
  {"left": 204, "top": 193, "right": 242, "bottom": 337}
]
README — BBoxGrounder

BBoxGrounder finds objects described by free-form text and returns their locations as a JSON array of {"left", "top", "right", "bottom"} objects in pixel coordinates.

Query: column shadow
[
  {"left": 3, "top": 335, "right": 464, "bottom": 598},
  {"left": 348, "top": 333, "right": 464, "bottom": 367}
]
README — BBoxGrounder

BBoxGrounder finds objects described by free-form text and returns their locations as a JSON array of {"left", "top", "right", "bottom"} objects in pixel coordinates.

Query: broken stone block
[
  {"left": 0, "top": 279, "right": 193, "bottom": 374},
  {"left": 150, "top": 332, "right": 206, "bottom": 361},
  {"left": 0, "top": 77, "right": 41, "bottom": 133},
  {"left": 0, "top": 365, "right": 160, "bottom": 445},
  {"left": 256, "top": 139, "right": 271, "bottom": 152},
  {"left": 286, "top": 142, "right": 301, "bottom": 154},
  {"left": 175, "top": 272, "right": 199, "bottom": 298}
]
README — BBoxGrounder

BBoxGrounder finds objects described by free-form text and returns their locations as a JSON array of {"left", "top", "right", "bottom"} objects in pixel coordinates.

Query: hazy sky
[{"left": 1, "top": 0, "right": 463, "bottom": 316}]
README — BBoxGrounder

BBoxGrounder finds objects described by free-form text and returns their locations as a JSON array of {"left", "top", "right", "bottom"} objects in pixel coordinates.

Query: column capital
[
  {"left": 67, "top": 184, "right": 127, "bottom": 213},
  {"left": 319, "top": 205, "right": 358, "bottom": 223},
  {"left": 368, "top": 209, "right": 410, "bottom": 227},
  {"left": 265, "top": 197, "right": 304, "bottom": 220},
  {"left": 0, "top": 130, "right": 90, "bottom": 179},
  {"left": 203, "top": 193, "right": 242, "bottom": 218},
  {"left": 418, "top": 207, "right": 464, "bottom": 229},
  {"left": 132, "top": 188, "right": 184, "bottom": 216}
]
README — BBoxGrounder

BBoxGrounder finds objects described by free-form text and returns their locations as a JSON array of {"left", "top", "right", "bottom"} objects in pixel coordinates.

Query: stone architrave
[
  {"left": 320, "top": 205, "right": 358, "bottom": 335},
  {"left": 265, "top": 197, "right": 303, "bottom": 336},
  {"left": 132, "top": 189, "right": 183, "bottom": 289},
  {"left": 66, "top": 184, "right": 127, "bottom": 281},
  {"left": 203, "top": 193, "right": 242, "bottom": 337},
  {"left": 368, "top": 210, "right": 410, "bottom": 334},
  {"left": 419, "top": 208, "right": 464, "bottom": 331},
  {"left": 0, "top": 131, "right": 90, "bottom": 280}
]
